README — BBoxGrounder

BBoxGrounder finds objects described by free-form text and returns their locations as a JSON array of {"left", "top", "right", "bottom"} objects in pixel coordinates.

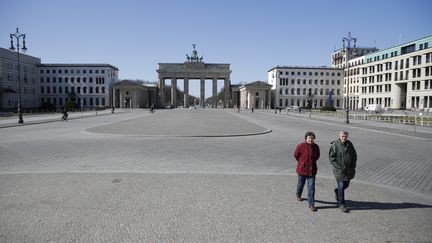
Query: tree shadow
[{"left": 314, "top": 199, "right": 432, "bottom": 211}]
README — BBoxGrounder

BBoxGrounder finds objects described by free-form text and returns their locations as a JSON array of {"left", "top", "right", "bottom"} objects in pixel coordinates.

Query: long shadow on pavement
[{"left": 315, "top": 199, "right": 432, "bottom": 211}]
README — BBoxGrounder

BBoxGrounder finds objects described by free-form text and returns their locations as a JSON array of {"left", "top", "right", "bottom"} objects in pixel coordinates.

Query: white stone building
[
  {"left": 268, "top": 66, "right": 344, "bottom": 109},
  {"left": 0, "top": 47, "right": 41, "bottom": 110},
  {"left": 37, "top": 64, "right": 118, "bottom": 109},
  {"left": 333, "top": 35, "right": 432, "bottom": 110}
]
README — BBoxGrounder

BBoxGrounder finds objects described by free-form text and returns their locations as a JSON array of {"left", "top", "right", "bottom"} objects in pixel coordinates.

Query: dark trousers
[
  {"left": 336, "top": 179, "right": 350, "bottom": 206},
  {"left": 296, "top": 175, "right": 315, "bottom": 207}
]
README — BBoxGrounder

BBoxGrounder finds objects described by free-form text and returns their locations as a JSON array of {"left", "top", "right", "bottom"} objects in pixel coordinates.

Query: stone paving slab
[
  {"left": 1, "top": 109, "right": 432, "bottom": 242},
  {"left": 87, "top": 109, "right": 271, "bottom": 137},
  {"left": 1, "top": 173, "right": 431, "bottom": 242}
]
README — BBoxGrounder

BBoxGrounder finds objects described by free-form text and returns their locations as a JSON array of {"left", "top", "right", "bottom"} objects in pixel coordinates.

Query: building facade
[
  {"left": 37, "top": 64, "right": 118, "bottom": 109},
  {"left": 268, "top": 66, "right": 344, "bottom": 109},
  {"left": 113, "top": 80, "right": 156, "bottom": 108},
  {"left": 333, "top": 35, "right": 432, "bottom": 110},
  {"left": 236, "top": 81, "right": 272, "bottom": 109},
  {"left": 1, "top": 47, "right": 119, "bottom": 111},
  {"left": 331, "top": 47, "right": 377, "bottom": 69},
  {"left": 0, "top": 47, "right": 41, "bottom": 110}
]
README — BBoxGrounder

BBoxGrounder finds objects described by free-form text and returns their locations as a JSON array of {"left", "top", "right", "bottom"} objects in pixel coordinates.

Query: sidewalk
[
  {"left": 258, "top": 109, "right": 432, "bottom": 140},
  {"left": 0, "top": 109, "right": 125, "bottom": 128}
]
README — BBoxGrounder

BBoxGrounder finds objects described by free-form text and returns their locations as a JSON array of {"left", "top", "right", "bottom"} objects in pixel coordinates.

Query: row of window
[
  {"left": 277, "top": 71, "right": 341, "bottom": 77},
  {"left": 40, "top": 69, "right": 106, "bottom": 74},
  {"left": 365, "top": 42, "right": 429, "bottom": 63},
  {"left": 410, "top": 96, "right": 432, "bottom": 109},
  {"left": 360, "top": 97, "right": 392, "bottom": 108},
  {"left": 412, "top": 80, "right": 432, "bottom": 90},
  {"left": 279, "top": 88, "right": 340, "bottom": 96},
  {"left": 41, "top": 97, "right": 106, "bottom": 107},
  {"left": 355, "top": 53, "right": 431, "bottom": 73},
  {"left": 347, "top": 66, "right": 431, "bottom": 83},
  {"left": 279, "top": 79, "right": 341, "bottom": 86},
  {"left": 40, "top": 76, "right": 106, "bottom": 84},
  {"left": 40, "top": 86, "right": 106, "bottom": 94},
  {"left": 360, "top": 84, "right": 392, "bottom": 94},
  {"left": 4, "top": 63, "right": 37, "bottom": 73}
]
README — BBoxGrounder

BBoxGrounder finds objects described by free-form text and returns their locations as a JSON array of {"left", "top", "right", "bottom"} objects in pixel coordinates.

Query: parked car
[
  {"left": 286, "top": 105, "right": 300, "bottom": 111},
  {"left": 364, "top": 104, "right": 384, "bottom": 114}
]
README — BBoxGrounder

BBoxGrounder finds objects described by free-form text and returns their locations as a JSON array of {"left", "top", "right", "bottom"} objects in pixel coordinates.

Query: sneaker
[
  {"left": 339, "top": 205, "right": 349, "bottom": 213},
  {"left": 309, "top": 206, "right": 317, "bottom": 212},
  {"left": 296, "top": 197, "right": 303, "bottom": 202},
  {"left": 334, "top": 189, "right": 339, "bottom": 202}
]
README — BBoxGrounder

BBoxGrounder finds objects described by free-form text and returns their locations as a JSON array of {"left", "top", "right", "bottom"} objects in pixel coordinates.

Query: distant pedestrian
[
  {"left": 251, "top": 107, "right": 254, "bottom": 113},
  {"left": 61, "top": 108, "right": 68, "bottom": 121},
  {"left": 294, "top": 131, "right": 320, "bottom": 212},
  {"left": 329, "top": 131, "right": 357, "bottom": 213},
  {"left": 237, "top": 106, "right": 240, "bottom": 113}
]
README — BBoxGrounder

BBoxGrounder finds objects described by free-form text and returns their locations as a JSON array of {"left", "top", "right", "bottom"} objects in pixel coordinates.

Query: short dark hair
[{"left": 305, "top": 131, "right": 316, "bottom": 139}]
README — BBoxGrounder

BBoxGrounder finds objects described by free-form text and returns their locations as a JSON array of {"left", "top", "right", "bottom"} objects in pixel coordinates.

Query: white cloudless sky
[{"left": 1, "top": 0, "right": 430, "bottom": 97}]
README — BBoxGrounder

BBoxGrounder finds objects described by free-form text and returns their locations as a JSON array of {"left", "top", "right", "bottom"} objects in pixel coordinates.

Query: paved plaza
[{"left": 1, "top": 108, "right": 432, "bottom": 242}]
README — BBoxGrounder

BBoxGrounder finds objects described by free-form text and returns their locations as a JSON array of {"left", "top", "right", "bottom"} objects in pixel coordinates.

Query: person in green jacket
[{"left": 329, "top": 131, "right": 357, "bottom": 213}]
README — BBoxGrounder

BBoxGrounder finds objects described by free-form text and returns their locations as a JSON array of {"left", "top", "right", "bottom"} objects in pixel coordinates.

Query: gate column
[
  {"left": 159, "top": 77, "right": 165, "bottom": 108},
  {"left": 184, "top": 78, "right": 189, "bottom": 107},
  {"left": 224, "top": 78, "right": 230, "bottom": 108},
  {"left": 212, "top": 78, "right": 217, "bottom": 108},
  {"left": 200, "top": 78, "right": 205, "bottom": 108},
  {"left": 171, "top": 78, "right": 177, "bottom": 107}
]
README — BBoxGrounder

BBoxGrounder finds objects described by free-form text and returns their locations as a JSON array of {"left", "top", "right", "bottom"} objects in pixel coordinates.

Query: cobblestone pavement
[{"left": 0, "top": 108, "right": 431, "bottom": 242}]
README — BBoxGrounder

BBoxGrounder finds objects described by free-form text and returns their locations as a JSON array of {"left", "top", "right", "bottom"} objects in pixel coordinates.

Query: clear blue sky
[{"left": 1, "top": 0, "right": 430, "bottom": 97}]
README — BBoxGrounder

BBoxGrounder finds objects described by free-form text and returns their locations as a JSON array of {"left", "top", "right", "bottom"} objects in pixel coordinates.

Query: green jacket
[{"left": 329, "top": 139, "right": 357, "bottom": 180}]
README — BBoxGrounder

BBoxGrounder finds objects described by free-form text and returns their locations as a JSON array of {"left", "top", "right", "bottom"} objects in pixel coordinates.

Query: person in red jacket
[{"left": 294, "top": 131, "right": 320, "bottom": 211}]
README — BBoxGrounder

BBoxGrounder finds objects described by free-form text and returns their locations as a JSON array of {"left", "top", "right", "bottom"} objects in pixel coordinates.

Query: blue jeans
[
  {"left": 296, "top": 175, "right": 315, "bottom": 207},
  {"left": 336, "top": 179, "right": 351, "bottom": 206}
]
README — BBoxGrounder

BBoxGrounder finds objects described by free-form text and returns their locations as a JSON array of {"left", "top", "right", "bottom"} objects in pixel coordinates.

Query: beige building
[
  {"left": 113, "top": 80, "right": 157, "bottom": 108},
  {"left": 38, "top": 64, "right": 119, "bottom": 109},
  {"left": 268, "top": 66, "right": 344, "bottom": 109},
  {"left": 333, "top": 35, "right": 432, "bottom": 110},
  {"left": 237, "top": 81, "right": 271, "bottom": 109}
]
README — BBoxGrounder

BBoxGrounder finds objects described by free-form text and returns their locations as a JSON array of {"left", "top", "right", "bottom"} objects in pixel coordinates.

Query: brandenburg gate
[{"left": 157, "top": 45, "right": 232, "bottom": 108}]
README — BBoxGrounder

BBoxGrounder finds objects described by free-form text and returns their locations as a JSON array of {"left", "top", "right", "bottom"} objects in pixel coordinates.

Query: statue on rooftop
[{"left": 186, "top": 44, "right": 203, "bottom": 63}]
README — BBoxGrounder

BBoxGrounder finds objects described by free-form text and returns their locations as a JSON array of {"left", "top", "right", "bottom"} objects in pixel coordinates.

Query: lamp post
[
  {"left": 342, "top": 32, "right": 356, "bottom": 124},
  {"left": 9, "top": 27, "right": 28, "bottom": 124}
]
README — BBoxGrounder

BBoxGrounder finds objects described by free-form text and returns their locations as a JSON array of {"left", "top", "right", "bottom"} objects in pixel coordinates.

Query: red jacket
[{"left": 294, "top": 142, "right": 320, "bottom": 176}]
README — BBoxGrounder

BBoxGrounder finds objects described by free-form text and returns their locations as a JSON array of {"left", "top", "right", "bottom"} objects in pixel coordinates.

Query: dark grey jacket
[{"left": 329, "top": 139, "right": 357, "bottom": 180}]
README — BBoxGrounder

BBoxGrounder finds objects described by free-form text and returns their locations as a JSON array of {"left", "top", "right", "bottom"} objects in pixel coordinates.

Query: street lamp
[
  {"left": 9, "top": 27, "right": 28, "bottom": 124},
  {"left": 342, "top": 32, "right": 356, "bottom": 124}
]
